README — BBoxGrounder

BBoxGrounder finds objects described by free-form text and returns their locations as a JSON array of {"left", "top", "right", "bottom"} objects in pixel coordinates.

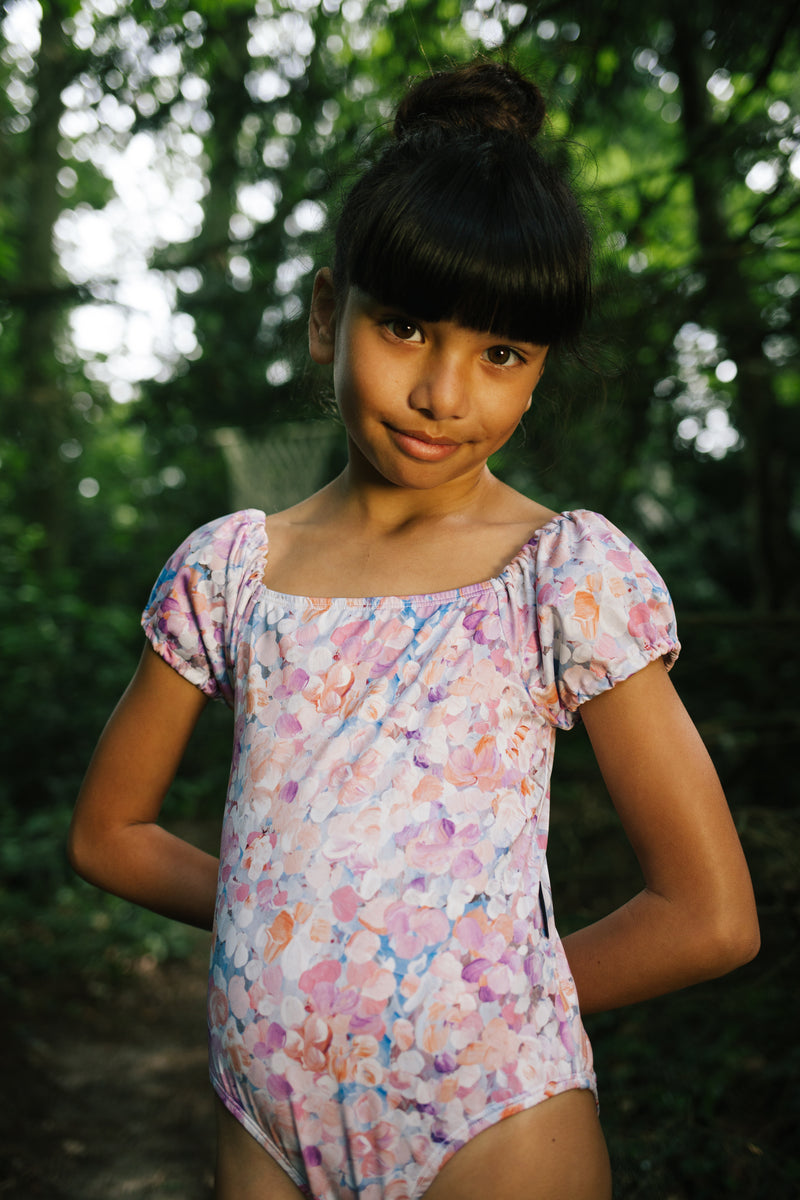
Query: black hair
[{"left": 332, "top": 61, "right": 592, "bottom": 350}]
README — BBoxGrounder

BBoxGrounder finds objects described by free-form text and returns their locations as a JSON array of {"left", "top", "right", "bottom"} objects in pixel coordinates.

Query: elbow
[
  {"left": 66, "top": 817, "right": 101, "bottom": 885},
  {"left": 701, "top": 903, "right": 760, "bottom": 977},
  {"left": 727, "top": 914, "right": 761, "bottom": 969},
  {"left": 66, "top": 822, "right": 86, "bottom": 879}
]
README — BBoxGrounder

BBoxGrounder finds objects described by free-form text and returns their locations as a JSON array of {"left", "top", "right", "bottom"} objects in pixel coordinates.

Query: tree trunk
[
  {"left": 15, "top": 2, "right": 79, "bottom": 575},
  {"left": 672, "top": 15, "right": 799, "bottom": 610}
]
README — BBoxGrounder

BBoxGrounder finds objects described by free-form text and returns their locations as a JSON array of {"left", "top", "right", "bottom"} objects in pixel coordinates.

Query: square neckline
[{"left": 255, "top": 509, "right": 577, "bottom": 608}]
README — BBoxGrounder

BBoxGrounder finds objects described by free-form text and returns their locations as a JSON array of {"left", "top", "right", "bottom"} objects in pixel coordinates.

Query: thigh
[
  {"left": 421, "top": 1089, "right": 612, "bottom": 1200},
  {"left": 214, "top": 1094, "right": 307, "bottom": 1200}
]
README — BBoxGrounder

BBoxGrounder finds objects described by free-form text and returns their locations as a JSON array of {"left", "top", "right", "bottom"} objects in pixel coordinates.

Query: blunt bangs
[{"left": 336, "top": 137, "right": 591, "bottom": 348}]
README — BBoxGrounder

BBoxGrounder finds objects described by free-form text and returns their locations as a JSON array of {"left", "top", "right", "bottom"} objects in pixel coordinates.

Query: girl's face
[{"left": 309, "top": 270, "right": 548, "bottom": 495}]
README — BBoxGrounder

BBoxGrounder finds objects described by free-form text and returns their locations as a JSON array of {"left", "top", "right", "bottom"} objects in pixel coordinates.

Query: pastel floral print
[{"left": 143, "top": 509, "right": 679, "bottom": 1200}]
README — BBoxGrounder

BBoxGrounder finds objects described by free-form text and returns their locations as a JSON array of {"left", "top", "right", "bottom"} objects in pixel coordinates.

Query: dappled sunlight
[{"left": 671, "top": 324, "right": 743, "bottom": 460}]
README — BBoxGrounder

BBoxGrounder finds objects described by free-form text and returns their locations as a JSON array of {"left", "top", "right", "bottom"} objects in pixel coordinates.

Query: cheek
[
  {"left": 491, "top": 396, "right": 532, "bottom": 436},
  {"left": 334, "top": 352, "right": 388, "bottom": 422}
]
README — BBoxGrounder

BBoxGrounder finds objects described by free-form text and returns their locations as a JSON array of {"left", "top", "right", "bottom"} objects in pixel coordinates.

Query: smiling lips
[{"left": 389, "top": 426, "right": 461, "bottom": 462}]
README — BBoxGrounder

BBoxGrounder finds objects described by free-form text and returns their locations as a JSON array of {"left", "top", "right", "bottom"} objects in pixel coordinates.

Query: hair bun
[{"left": 394, "top": 61, "right": 546, "bottom": 142}]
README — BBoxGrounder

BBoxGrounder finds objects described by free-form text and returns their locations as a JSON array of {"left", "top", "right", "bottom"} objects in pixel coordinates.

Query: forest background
[{"left": 1, "top": 0, "right": 798, "bottom": 1196}]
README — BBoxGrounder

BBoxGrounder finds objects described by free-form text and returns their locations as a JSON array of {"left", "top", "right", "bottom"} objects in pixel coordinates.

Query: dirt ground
[{"left": 0, "top": 936, "right": 216, "bottom": 1200}]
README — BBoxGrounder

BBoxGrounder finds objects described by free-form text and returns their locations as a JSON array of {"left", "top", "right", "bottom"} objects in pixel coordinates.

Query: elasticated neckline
[{"left": 255, "top": 509, "right": 581, "bottom": 609}]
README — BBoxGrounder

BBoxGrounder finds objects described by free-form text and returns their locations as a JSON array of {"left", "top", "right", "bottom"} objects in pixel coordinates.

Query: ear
[{"left": 309, "top": 268, "right": 337, "bottom": 365}]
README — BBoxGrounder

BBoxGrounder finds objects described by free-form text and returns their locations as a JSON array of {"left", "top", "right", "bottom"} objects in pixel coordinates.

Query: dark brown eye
[
  {"left": 485, "top": 346, "right": 518, "bottom": 365},
  {"left": 387, "top": 319, "right": 421, "bottom": 341}
]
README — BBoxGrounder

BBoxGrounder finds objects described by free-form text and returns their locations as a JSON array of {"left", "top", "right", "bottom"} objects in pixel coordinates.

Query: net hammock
[{"left": 215, "top": 420, "right": 343, "bottom": 514}]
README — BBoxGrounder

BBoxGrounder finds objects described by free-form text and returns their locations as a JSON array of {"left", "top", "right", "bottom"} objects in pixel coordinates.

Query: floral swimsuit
[{"left": 143, "top": 508, "right": 679, "bottom": 1200}]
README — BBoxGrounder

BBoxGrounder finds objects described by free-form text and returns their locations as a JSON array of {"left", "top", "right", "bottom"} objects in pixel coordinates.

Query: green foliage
[
  {"left": 0, "top": 805, "right": 200, "bottom": 999},
  {"left": 0, "top": 513, "right": 136, "bottom": 810}
]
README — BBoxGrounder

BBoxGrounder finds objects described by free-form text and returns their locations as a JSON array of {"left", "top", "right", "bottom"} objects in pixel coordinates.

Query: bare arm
[
  {"left": 68, "top": 643, "right": 219, "bottom": 930},
  {"left": 562, "top": 658, "right": 759, "bottom": 1014}
]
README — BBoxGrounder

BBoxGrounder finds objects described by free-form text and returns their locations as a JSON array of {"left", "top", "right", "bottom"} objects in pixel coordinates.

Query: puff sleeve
[
  {"left": 520, "top": 511, "right": 680, "bottom": 729},
  {"left": 141, "top": 510, "right": 267, "bottom": 707}
]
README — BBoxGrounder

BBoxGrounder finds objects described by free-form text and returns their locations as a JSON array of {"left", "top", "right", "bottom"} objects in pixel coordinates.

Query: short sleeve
[
  {"left": 141, "top": 510, "right": 267, "bottom": 707},
  {"left": 521, "top": 511, "right": 680, "bottom": 729}
]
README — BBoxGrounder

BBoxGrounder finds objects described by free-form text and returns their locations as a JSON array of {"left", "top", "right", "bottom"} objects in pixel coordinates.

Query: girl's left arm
[{"left": 562, "top": 657, "right": 759, "bottom": 1015}]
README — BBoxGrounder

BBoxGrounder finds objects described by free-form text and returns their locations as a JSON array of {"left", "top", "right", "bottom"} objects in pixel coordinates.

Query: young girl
[{"left": 69, "top": 61, "right": 759, "bottom": 1200}]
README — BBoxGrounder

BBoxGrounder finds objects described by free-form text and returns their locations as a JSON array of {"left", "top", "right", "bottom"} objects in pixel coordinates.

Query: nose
[{"left": 407, "top": 352, "right": 469, "bottom": 420}]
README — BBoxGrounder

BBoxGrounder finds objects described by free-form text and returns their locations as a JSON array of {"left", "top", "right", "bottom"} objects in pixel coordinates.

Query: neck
[{"left": 329, "top": 461, "right": 503, "bottom": 532}]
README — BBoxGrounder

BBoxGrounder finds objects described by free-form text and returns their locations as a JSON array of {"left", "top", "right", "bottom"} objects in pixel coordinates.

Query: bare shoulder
[
  {"left": 485, "top": 480, "right": 559, "bottom": 539},
  {"left": 263, "top": 481, "right": 342, "bottom": 535},
  {"left": 435, "top": 484, "right": 558, "bottom": 585}
]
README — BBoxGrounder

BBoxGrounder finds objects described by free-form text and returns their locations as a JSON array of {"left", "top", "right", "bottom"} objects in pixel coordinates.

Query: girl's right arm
[{"left": 68, "top": 642, "right": 219, "bottom": 930}]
